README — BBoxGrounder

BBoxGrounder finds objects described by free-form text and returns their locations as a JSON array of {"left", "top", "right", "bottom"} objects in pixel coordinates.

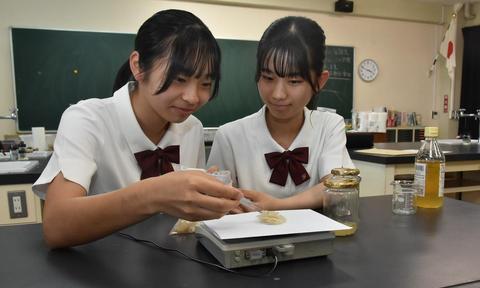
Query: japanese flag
[{"left": 440, "top": 16, "right": 457, "bottom": 79}]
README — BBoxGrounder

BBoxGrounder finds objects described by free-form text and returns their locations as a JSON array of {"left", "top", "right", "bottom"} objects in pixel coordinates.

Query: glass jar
[
  {"left": 331, "top": 167, "right": 361, "bottom": 196},
  {"left": 323, "top": 174, "right": 360, "bottom": 236}
]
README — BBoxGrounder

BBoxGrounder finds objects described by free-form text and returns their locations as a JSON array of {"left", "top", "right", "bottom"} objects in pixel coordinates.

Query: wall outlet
[{"left": 7, "top": 190, "right": 28, "bottom": 218}]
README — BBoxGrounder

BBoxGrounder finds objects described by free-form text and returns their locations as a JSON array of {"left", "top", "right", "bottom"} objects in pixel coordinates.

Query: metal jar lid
[
  {"left": 325, "top": 176, "right": 360, "bottom": 189},
  {"left": 331, "top": 167, "right": 360, "bottom": 176}
]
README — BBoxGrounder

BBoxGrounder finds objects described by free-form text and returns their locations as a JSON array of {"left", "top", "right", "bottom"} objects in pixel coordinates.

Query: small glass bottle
[
  {"left": 414, "top": 127, "right": 445, "bottom": 208},
  {"left": 9, "top": 144, "right": 19, "bottom": 161},
  {"left": 18, "top": 141, "right": 27, "bottom": 160},
  {"left": 210, "top": 170, "right": 233, "bottom": 186},
  {"left": 323, "top": 173, "right": 360, "bottom": 236}
]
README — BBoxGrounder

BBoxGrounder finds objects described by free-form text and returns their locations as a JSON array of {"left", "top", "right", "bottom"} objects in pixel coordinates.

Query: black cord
[
  {"left": 440, "top": 279, "right": 480, "bottom": 288},
  {"left": 117, "top": 232, "right": 278, "bottom": 277}
]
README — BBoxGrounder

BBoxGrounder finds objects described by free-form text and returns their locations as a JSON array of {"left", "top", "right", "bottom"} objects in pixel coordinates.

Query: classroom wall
[
  {"left": 464, "top": 3, "right": 480, "bottom": 27},
  {"left": 0, "top": 0, "right": 456, "bottom": 139},
  {"left": 182, "top": 0, "right": 444, "bottom": 23}
]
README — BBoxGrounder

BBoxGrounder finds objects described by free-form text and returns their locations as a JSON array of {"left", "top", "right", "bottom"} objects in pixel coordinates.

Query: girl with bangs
[
  {"left": 208, "top": 16, "right": 354, "bottom": 212},
  {"left": 33, "top": 10, "right": 242, "bottom": 248}
]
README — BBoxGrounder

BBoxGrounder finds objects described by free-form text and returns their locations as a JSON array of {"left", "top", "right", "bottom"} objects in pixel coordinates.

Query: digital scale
[{"left": 195, "top": 223, "right": 335, "bottom": 268}]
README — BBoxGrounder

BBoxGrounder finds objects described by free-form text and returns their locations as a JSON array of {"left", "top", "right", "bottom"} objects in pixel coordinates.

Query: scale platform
[{"left": 195, "top": 223, "right": 335, "bottom": 268}]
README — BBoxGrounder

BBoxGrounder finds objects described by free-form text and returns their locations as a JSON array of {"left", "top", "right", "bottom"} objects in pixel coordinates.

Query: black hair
[
  {"left": 255, "top": 16, "right": 326, "bottom": 109},
  {"left": 112, "top": 9, "right": 221, "bottom": 99}
]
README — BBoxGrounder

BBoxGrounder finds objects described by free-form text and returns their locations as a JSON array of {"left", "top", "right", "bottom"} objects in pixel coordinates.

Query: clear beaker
[{"left": 391, "top": 180, "right": 416, "bottom": 215}]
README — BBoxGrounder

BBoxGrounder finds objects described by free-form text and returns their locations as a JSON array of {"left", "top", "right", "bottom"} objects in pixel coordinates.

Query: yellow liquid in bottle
[
  {"left": 415, "top": 160, "right": 444, "bottom": 208},
  {"left": 334, "top": 222, "right": 357, "bottom": 236}
]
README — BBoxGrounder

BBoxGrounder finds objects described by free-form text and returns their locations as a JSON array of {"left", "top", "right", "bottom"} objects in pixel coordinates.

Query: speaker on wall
[{"left": 335, "top": 0, "right": 354, "bottom": 13}]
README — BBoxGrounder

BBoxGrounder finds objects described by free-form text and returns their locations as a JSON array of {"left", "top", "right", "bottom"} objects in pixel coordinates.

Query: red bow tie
[
  {"left": 134, "top": 145, "right": 180, "bottom": 180},
  {"left": 264, "top": 147, "right": 310, "bottom": 186}
]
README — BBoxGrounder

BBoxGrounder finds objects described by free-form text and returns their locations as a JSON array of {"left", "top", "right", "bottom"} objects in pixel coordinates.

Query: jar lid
[
  {"left": 331, "top": 167, "right": 360, "bottom": 176},
  {"left": 325, "top": 176, "right": 360, "bottom": 188}
]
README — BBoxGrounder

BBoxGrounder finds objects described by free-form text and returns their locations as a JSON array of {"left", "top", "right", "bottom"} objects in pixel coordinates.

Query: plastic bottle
[{"left": 414, "top": 127, "right": 445, "bottom": 208}]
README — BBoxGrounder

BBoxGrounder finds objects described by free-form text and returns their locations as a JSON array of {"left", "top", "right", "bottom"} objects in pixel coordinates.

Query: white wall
[
  {"left": 465, "top": 3, "right": 480, "bottom": 27},
  {"left": 182, "top": 0, "right": 444, "bottom": 23},
  {"left": 0, "top": 0, "right": 453, "bottom": 138}
]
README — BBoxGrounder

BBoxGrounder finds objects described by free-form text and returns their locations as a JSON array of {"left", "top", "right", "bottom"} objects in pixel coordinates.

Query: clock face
[{"left": 358, "top": 59, "right": 379, "bottom": 82}]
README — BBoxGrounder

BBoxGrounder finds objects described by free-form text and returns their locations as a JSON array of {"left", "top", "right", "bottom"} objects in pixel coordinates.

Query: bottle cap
[{"left": 424, "top": 127, "right": 439, "bottom": 137}]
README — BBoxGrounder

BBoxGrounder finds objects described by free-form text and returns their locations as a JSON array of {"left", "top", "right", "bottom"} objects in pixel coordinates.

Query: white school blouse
[
  {"left": 33, "top": 82, "right": 205, "bottom": 199},
  {"left": 207, "top": 106, "right": 354, "bottom": 199}
]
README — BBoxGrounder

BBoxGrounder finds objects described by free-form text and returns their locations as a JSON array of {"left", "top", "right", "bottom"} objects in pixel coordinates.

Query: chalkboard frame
[{"left": 10, "top": 27, "right": 354, "bottom": 132}]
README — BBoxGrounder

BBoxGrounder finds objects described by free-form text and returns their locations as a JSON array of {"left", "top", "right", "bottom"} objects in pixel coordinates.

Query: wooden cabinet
[
  {"left": 386, "top": 127, "right": 424, "bottom": 142},
  {"left": 353, "top": 159, "right": 480, "bottom": 198}
]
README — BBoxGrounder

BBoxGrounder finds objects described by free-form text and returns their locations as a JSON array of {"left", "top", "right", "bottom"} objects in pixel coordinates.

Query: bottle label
[
  {"left": 439, "top": 163, "right": 445, "bottom": 197},
  {"left": 414, "top": 163, "right": 426, "bottom": 196}
]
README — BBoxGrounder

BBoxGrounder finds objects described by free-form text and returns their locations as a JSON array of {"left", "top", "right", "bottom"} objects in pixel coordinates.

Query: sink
[{"left": 0, "top": 160, "right": 39, "bottom": 173}]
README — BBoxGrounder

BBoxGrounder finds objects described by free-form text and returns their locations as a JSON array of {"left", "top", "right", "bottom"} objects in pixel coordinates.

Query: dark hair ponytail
[
  {"left": 112, "top": 60, "right": 133, "bottom": 93},
  {"left": 112, "top": 9, "right": 221, "bottom": 98}
]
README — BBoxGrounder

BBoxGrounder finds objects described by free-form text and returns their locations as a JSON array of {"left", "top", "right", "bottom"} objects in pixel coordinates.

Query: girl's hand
[
  {"left": 238, "top": 189, "right": 281, "bottom": 212},
  {"left": 145, "top": 170, "right": 242, "bottom": 221},
  {"left": 206, "top": 165, "right": 219, "bottom": 174}
]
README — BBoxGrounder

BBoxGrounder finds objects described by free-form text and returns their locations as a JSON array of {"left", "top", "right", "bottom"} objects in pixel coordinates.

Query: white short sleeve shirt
[
  {"left": 33, "top": 82, "right": 206, "bottom": 199},
  {"left": 207, "top": 106, "right": 354, "bottom": 198}
]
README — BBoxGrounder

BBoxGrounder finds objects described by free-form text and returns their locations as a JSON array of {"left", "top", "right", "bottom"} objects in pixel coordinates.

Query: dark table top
[
  {"left": 1, "top": 196, "right": 480, "bottom": 288},
  {"left": 349, "top": 142, "right": 480, "bottom": 164}
]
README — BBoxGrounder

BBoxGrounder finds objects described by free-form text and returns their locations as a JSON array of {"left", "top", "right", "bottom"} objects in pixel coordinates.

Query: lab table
[
  {"left": 0, "top": 154, "right": 49, "bottom": 225},
  {"left": 349, "top": 142, "right": 480, "bottom": 197},
  {"left": 1, "top": 196, "right": 480, "bottom": 288}
]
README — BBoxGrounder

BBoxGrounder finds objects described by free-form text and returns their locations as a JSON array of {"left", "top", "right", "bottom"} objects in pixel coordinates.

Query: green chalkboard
[
  {"left": 11, "top": 28, "right": 134, "bottom": 132},
  {"left": 11, "top": 28, "right": 353, "bottom": 131},
  {"left": 318, "top": 46, "right": 354, "bottom": 119},
  {"left": 195, "top": 39, "right": 261, "bottom": 127}
]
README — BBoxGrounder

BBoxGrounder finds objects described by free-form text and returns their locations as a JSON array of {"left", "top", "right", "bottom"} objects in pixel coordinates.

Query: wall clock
[{"left": 358, "top": 58, "right": 379, "bottom": 82}]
